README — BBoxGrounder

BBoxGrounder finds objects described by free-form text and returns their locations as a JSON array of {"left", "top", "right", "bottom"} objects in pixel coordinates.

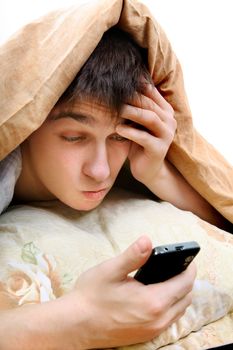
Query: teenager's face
[{"left": 22, "top": 100, "right": 131, "bottom": 210}]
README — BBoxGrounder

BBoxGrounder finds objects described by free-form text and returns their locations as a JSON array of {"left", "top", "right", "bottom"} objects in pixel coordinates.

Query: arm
[
  {"left": 116, "top": 83, "right": 231, "bottom": 230},
  {"left": 0, "top": 236, "right": 196, "bottom": 349},
  {"left": 148, "top": 159, "right": 229, "bottom": 229},
  {"left": 0, "top": 299, "right": 85, "bottom": 350}
]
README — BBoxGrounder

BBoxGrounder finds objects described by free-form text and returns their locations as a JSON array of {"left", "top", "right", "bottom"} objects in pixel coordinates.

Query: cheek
[
  {"left": 44, "top": 151, "right": 80, "bottom": 181},
  {"left": 27, "top": 134, "right": 79, "bottom": 180}
]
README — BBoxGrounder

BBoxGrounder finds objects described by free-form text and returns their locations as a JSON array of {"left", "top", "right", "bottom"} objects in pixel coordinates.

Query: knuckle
[
  {"left": 182, "top": 276, "right": 194, "bottom": 295},
  {"left": 188, "top": 279, "right": 195, "bottom": 293},
  {"left": 186, "top": 291, "right": 193, "bottom": 305},
  {"left": 136, "top": 106, "right": 144, "bottom": 119},
  {"left": 166, "top": 107, "right": 176, "bottom": 126},
  {"left": 148, "top": 116, "right": 159, "bottom": 130},
  {"left": 166, "top": 114, "right": 177, "bottom": 132},
  {"left": 163, "top": 129, "right": 175, "bottom": 147},
  {"left": 147, "top": 99, "right": 156, "bottom": 112},
  {"left": 167, "top": 129, "right": 175, "bottom": 142},
  {"left": 149, "top": 298, "right": 166, "bottom": 317},
  {"left": 179, "top": 309, "right": 187, "bottom": 319},
  {"left": 167, "top": 103, "right": 174, "bottom": 115},
  {"left": 187, "top": 265, "right": 197, "bottom": 286},
  {"left": 151, "top": 319, "right": 168, "bottom": 335},
  {"left": 190, "top": 261, "right": 197, "bottom": 278},
  {"left": 171, "top": 117, "right": 177, "bottom": 130},
  {"left": 140, "top": 131, "right": 150, "bottom": 144}
]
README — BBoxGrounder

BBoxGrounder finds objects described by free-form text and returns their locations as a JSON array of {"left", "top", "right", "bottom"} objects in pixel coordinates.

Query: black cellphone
[{"left": 134, "top": 241, "right": 200, "bottom": 284}]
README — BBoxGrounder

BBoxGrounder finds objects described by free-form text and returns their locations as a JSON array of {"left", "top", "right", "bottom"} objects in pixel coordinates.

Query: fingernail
[{"left": 137, "top": 236, "right": 150, "bottom": 254}]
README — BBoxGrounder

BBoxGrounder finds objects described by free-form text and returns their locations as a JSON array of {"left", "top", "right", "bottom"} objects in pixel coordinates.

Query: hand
[
  {"left": 0, "top": 236, "right": 196, "bottom": 350},
  {"left": 60, "top": 235, "right": 196, "bottom": 349},
  {"left": 116, "top": 83, "right": 176, "bottom": 188}
]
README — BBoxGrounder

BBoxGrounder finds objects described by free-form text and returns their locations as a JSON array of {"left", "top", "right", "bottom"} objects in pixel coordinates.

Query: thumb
[{"left": 110, "top": 235, "right": 152, "bottom": 281}]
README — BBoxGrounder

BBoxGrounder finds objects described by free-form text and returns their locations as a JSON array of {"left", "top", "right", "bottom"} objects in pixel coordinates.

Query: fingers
[
  {"left": 147, "top": 262, "right": 196, "bottom": 310},
  {"left": 117, "top": 85, "right": 176, "bottom": 148},
  {"left": 100, "top": 236, "right": 153, "bottom": 282},
  {"left": 119, "top": 105, "right": 167, "bottom": 138},
  {"left": 116, "top": 107, "right": 169, "bottom": 146},
  {"left": 142, "top": 83, "right": 174, "bottom": 113},
  {"left": 170, "top": 291, "right": 193, "bottom": 322},
  {"left": 138, "top": 263, "right": 196, "bottom": 336},
  {"left": 120, "top": 98, "right": 174, "bottom": 134},
  {"left": 149, "top": 291, "right": 193, "bottom": 336},
  {"left": 116, "top": 113, "right": 174, "bottom": 153},
  {"left": 126, "top": 84, "right": 174, "bottom": 121},
  {"left": 114, "top": 235, "right": 152, "bottom": 280},
  {"left": 73, "top": 241, "right": 196, "bottom": 346},
  {"left": 121, "top": 83, "right": 175, "bottom": 124}
]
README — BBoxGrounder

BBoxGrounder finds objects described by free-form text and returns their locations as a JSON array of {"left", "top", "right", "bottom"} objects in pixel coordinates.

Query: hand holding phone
[{"left": 134, "top": 241, "right": 200, "bottom": 284}]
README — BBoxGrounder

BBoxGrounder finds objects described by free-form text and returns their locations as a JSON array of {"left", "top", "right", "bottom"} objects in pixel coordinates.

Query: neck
[{"left": 14, "top": 144, "right": 54, "bottom": 203}]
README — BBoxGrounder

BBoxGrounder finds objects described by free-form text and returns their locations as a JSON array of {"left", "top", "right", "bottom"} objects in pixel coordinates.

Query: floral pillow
[
  {"left": 0, "top": 189, "right": 233, "bottom": 349},
  {"left": 1, "top": 242, "right": 61, "bottom": 307}
]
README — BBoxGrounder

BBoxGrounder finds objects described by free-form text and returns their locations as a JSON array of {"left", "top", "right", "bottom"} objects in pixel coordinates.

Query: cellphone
[{"left": 134, "top": 241, "right": 200, "bottom": 284}]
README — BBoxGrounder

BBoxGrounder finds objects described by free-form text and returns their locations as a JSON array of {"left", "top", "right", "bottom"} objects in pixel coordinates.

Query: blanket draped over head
[{"left": 0, "top": 0, "right": 232, "bottom": 223}]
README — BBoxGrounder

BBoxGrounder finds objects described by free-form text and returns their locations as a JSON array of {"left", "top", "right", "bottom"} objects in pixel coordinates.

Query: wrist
[
  {"left": 54, "top": 291, "right": 91, "bottom": 350},
  {"left": 145, "top": 161, "right": 168, "bottom": 197},
  {"left": 0, "top": 305, "right": 50, "bottom": 350}
]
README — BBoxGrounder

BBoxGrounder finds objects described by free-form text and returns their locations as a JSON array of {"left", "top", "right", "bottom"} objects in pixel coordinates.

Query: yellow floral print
[{"left": 2, "top": 242, "right": 63, "bottom": 306}]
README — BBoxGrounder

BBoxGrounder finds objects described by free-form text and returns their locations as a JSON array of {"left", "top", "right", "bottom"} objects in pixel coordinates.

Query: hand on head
[{"left": 116, "top": 84, "right": 176, "bottom": 187}]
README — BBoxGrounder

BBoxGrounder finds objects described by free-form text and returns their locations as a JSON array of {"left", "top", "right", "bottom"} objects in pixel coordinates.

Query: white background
[{"left": 1, "top": 0, "right": 232, "bottom": 165}]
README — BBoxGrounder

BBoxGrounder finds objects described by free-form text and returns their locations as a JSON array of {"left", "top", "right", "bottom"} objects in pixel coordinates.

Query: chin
[{"left": 68, "top": 199, "right": 104, "bottom": 212}]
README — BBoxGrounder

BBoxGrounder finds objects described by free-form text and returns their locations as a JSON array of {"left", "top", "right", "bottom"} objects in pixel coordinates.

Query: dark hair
[{"left": 57, "top": 26, "right": 153, "bottom": 112}]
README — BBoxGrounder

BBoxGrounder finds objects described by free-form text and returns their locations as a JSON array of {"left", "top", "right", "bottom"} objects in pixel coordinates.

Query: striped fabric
[{"left": 0, "top": 147, "right": 22, "bottom": 214}]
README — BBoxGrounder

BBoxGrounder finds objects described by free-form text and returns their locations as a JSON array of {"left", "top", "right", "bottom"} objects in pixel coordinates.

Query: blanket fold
[{"left": 0, "top": 0, "right": 232, "bottom": 222}]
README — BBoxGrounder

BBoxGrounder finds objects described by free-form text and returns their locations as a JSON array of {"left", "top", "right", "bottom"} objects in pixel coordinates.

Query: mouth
[{"left": 82, "top": 188, "right": 109, "bottom": 201}]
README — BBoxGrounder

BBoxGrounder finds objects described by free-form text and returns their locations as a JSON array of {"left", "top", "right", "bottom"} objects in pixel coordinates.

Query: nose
[{"left": 83, "top": 144, "right": 111, "bottom": 182}]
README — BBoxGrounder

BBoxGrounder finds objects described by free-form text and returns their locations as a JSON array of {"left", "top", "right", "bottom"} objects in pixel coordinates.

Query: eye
[
  {"left": 61, "top": 135, "right": 86, "bottom": 142},
  {"left": 110, "top": 133, "right": 128, "bottom": 142}
]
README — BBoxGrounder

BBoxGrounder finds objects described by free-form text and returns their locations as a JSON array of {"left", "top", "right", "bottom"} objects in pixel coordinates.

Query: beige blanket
[{"left": 0, "top": 0, "right": 233, "bottom": 222}]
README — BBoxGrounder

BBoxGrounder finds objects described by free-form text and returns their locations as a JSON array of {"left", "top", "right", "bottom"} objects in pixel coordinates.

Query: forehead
[{"left": 48, "top": 99, "right": 123, "bottom": 126}]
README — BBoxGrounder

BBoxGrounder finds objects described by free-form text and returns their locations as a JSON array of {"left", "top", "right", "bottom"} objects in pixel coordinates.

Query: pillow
[
  {"left": 0, "top": 0, "right": 233, "bottom": 222},
  {"left": 0, "top": 189, "right": 232, "bottom": 349}
]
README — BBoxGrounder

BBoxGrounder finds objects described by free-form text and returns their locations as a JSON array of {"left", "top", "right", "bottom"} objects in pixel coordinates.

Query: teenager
[{"left": 0, "top": 26, "right": 229, "bottom": 349}]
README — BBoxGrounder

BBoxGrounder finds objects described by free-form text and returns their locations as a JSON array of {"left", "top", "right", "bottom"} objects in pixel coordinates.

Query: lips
[{"left": 82, "top": 188, "right": 109, "bottom": 200}]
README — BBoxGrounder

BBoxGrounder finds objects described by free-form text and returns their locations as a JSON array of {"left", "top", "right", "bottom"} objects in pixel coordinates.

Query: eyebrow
[{"left": 51, "top": 111, "right": 95, "bottom": 125}]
